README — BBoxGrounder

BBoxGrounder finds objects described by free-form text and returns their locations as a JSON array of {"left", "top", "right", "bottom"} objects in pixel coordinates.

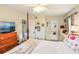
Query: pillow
[{"left": 64, "top": 34, "right": 79, "bottom": 51}]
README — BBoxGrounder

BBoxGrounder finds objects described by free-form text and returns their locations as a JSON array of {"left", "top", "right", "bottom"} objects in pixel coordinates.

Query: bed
[{"left": 5, "top": 39, "right": 79, "bottom": 54}]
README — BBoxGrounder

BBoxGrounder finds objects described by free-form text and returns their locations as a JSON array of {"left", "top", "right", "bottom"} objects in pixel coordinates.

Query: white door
[
  {"left": 29, "top": 19, "right": 36, "bottom": 39},
  {"left": 29, "top": 19, "right": 45, "bottom": 40},
  {"left": 46, "top": 20, "right": 59, "bottom": 40},
  {"left": 35, "top": 22, "right": 45, "bottom": 40}
]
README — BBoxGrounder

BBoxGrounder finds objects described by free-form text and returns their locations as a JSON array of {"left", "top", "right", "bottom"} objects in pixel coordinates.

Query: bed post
[{"left": 27, "top": 12, "right": 29, "bottom": 39}]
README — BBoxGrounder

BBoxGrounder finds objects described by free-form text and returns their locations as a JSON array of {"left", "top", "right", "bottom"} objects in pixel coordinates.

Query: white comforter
[
  {"left": 31, "top": 40, "right": 78, "bottom": 54},
  {"left": 5, "top": 39, "right": 79, "bottom": 54}
]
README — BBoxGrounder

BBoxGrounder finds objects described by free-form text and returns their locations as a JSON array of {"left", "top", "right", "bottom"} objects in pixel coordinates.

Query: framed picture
[{"left": 35, "top": 26, "right": 40, "bottom": 31}]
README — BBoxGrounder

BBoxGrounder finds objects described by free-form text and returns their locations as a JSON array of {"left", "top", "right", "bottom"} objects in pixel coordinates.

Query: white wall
[{"left": 0, "top": 5, "right": 27, "bottom": 42}]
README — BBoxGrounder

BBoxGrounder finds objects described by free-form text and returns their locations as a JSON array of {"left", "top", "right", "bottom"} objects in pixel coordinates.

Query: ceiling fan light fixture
[{"left": 33, "top": 6, "right": 46, "bottom": 13}]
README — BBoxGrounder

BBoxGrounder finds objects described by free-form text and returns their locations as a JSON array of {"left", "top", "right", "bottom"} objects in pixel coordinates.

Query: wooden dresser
[{"left": 0, "top": 32, "right": 18, "bottom": 54}]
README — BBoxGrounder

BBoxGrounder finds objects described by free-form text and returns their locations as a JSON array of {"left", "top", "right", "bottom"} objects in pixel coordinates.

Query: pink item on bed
[
  {"left": 65, "top": 34, "right": 79, "bottom": 51},
  {"left": 68, "top": 34, "right": 76, "bottom": 40}
]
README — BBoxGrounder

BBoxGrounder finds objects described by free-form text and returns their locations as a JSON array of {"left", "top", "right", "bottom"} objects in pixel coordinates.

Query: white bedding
[
  {"left": 5, "top": 39, "right": 79, "bottom": 54},
  {"left": 31, "top": 40, "right": 78, "bottom": 54}
]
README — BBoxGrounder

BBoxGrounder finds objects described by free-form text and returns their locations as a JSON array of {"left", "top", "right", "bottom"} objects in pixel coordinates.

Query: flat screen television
[{"left": 0, "top": 22, "right": 15, "bottom": 33}]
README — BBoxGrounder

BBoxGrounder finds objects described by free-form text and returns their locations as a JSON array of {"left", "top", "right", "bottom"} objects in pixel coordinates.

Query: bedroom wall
[{"left": 0, "top": 5, "right": 27, "bottom": 42}]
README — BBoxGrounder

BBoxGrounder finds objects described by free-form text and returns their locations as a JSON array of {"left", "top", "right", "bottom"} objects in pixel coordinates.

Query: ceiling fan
[{"left": 24, "top": 4, "right": 48, "bottom": 13}]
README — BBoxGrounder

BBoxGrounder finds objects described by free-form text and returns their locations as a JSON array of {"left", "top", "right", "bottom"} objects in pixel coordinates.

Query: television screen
[{"left": 0, "top": 22, "right": 15, "bottom": 33}]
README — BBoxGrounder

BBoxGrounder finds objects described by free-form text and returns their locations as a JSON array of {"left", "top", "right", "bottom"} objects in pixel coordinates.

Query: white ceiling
[{"left": 3, "top": 4, "right": 79, "bottom": 16}]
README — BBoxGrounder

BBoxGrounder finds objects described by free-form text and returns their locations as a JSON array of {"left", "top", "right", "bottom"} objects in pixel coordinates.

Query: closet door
[
  {"left": 29, "top": 16, "right": 45, "bottom": 40},
  {"left": 29, "top": 19, "right": 45, "bottom": 39},
  {"left": 46, "top": 20, "right": 59, "bottom": 40},
  {"left": 35, "top": 22, "right": 45, "bottom": 40}
]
